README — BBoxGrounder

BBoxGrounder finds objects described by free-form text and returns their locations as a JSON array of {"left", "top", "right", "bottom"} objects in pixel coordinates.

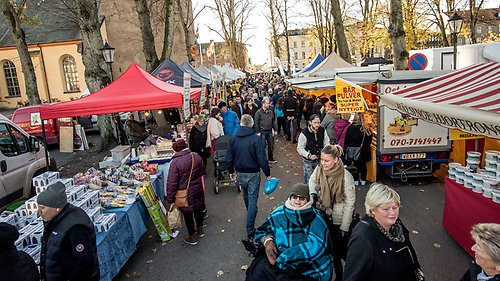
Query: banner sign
[
  {"left": 335, "top": 77, "right": 365, "bottom": 113},
  {"left": 380, "top": 94, "right": 500, "bottom": 139},
  {"left": 200, "top": 79, "right": 207, "bottom": 107},
  {"left": 450, "top": 129, "right": 485, "bottom": 140},
  {"left": 183, "top": 73, "right": 191, "bottom": 120}
]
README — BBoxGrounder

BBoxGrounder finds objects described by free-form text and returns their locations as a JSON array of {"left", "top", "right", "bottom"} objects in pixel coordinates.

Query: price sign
[
  {"left": 183, "top": 73, "right": 191, "bottom": 120},
  {"left": 200, "top": 79, "right": 207, "bottom": 107}
]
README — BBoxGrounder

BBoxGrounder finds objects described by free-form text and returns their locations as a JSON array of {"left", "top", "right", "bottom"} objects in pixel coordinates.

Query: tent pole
[{"left": 41, "top": 119, "right": 50, "bottom": 169}]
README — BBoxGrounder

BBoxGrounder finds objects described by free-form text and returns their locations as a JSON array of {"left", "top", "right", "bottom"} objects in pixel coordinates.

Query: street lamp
[
  {"left": 100, "top": 42, "right": 115, "bottom": 81},
  {"left": 448, "top": 11, "right": 463, "bottom": 69}
]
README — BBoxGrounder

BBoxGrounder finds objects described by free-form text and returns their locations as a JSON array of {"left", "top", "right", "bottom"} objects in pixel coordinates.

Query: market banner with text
[
  {"left": 335, "top": 77, "right": 365, "bottom": 113},
  {"left": 379, "top": 94, "right": 500, "bottom": 139}
]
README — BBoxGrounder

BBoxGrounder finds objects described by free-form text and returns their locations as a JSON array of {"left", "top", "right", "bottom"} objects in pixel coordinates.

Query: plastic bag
[
  {"left": 264, "top": 177, "right": 279, "bottom": 195},
  {"left": 167, "top": 204, "right": 182, "bottom": 229}
]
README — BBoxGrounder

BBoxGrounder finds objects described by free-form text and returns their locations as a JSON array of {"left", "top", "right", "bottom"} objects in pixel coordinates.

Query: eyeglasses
[{"left": 291, "top": 194, "right": 307, "bottom": 201}]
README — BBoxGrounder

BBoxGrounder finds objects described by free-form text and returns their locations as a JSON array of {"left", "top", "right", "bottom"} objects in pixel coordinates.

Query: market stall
[{"left": 379, "top": 62, "right": 500, "bottom": 255}]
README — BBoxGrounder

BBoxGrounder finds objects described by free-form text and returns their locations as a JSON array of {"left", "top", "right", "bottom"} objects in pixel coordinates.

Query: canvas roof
[{"left": 152, "top": 59, "right": 202, "bottom": 87}]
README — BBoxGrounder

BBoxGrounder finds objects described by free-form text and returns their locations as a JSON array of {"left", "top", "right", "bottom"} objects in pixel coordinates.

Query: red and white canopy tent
[
  {"left": 379, "top": 62, "right": 500, "bottom": 139},
  {"left": 39, "top": 64, "right": 201, "bottom": 120}
]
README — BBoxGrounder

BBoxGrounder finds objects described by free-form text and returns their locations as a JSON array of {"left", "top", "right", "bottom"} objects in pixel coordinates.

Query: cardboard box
[
  {"left": 94, "top": 213, "right": 116, "bottom": 232},
  {"left": 25, "top": 196, "right": 38, "bottom": 215},
  {"left": 111, "top": 145, "right": 130, "bottom": 162},
  {"left": 0, "top": 211, "right": 18, "bottom": 226},
  {"left": 32, "top": 171, "right": 60, "bottom": 188}
]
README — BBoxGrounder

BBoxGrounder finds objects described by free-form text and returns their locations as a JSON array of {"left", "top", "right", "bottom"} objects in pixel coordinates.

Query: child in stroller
[{"left": 212, "top": 136, "right": 241, "bottom": 194}]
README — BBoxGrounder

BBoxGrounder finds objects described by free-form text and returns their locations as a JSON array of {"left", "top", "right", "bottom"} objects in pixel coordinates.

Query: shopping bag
[
  {"left": 167, "top": 204, "right": 182, "bottom": 229},
  {"left": 264, "top": 177, "right": 279, "bottom": 195},
  {"left": 345, "top": 146, "right": 361, "bottom": 161}
]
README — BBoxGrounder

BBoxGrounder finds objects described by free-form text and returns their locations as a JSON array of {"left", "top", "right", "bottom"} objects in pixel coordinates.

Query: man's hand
[
  {"left": 256, "top": 132, "right": 261, "bottom": 137},
  {"left": 264, "top": 240, "right": 278, "bottom": 265},
  {"left": 272, "top": 129, "right": 277, "bottom": 136},
  {"left": 266, "top": 175, "right": 271, "bottom": 181},
  {"left": 310, "top": 155, "right": 318, "bottom": 160},
  {"left": 230, "top": 173, "right": 237, "bottom": 181}
]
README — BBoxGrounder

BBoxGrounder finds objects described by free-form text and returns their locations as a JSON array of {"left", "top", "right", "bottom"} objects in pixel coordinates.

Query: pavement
[{"left": 48, "top": 131, "right": 472, "bottom": 281}]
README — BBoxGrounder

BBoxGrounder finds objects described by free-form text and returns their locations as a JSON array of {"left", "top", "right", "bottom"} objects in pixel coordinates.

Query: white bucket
[
  {"left": 482, "top": 186, "right": 493, "bottom": 198},
  {"left": 485, "top": 160, "right": 498, "bottom": 171},
  {"left": 472, "top": 174, "right": 484, "bottom": 185},
  {"left": 467, "top": 151, "right": 481, "bottom": 161},
  {"left": 492, "top": 190, "right": 500, "bottom": 203},
  {"left": 465, "top": 178, "right": 475, "bottom": 189},
  {"left": 483, "top": 178, "right": 499, "bottom": 189},
  {"left": 485, "top": 150, "right": 499, "bottom": 162},
  {"left": 472, "top": 182, "right": 482, "bottom": 193},
  {"left": 485, "top": 170, "right": 497, "bottom": 178},
  {"left": 455, "top": 166, "right": 466, "bottom": 184}
]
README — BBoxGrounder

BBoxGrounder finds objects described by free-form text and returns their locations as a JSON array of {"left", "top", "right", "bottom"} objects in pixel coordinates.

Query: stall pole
[{"left": 41, "top": 119, "right": 50, "bottom": 169}]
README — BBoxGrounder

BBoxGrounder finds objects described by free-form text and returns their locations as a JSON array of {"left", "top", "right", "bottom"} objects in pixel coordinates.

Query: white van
[{"left": 0, "top": 113, "right": 56, "bottom": 210}]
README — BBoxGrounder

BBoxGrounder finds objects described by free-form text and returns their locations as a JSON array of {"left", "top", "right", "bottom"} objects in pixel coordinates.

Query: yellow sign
[
  {"left": 450, "top": 129, "right": 485, "bottom": 140},
  {"left": 335, "top": 78, "right": 365, "bottom": 113}
]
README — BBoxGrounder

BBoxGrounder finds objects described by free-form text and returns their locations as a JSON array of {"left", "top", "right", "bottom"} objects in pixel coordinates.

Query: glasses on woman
[{"left": 291, "top": 194, "right": 307, "bottom": 201}]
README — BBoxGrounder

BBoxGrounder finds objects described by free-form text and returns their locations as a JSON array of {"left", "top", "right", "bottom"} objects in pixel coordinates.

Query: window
[
  {"left": 0, "top": 124, "right": 28, "bottom": 156},
  {"left": 302, "top": 52, "right": 306, "bottom": 59},
  {"left": 293, "top": 41, "right": 297, "bottom": 48},
  {"left": 62, "top": 55, "right": 79, "bottom": 92},
  {"left": 3, "top": 61, "right": 21, "bottom": 97},
  {"left": 477, "top": 26, "right": 482, "bottom": 33},
  {"left": 301, "top": 41, "right": 306, "bottom": 47}
]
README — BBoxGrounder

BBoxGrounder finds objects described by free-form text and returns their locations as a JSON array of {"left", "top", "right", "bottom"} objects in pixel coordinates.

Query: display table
[
  {"left": 442, "top": 177, "right": 500, "bottom": 256},
  {"left": 96, "top": 172, "right": 165, "bottom": 281}
]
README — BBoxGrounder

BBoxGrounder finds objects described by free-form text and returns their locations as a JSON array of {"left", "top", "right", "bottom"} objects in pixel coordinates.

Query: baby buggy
[{"left": 212, "top": 136, "right": 241, "bottom": 194}]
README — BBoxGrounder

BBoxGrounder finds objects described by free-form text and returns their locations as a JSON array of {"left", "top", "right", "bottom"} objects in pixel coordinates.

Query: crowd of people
[{"left": 2, "top": 73, "right": 499, "bottom": 281}]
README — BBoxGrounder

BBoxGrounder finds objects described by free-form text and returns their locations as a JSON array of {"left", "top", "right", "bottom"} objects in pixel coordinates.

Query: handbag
[
  {"left": 167, "top": 204, "right": 182, "bottom": 229},
  {"left": 174, "top": 153, "right": 194, "bottom": 208},
  {"left": 345, "top": 133, "right": 366, "bottom": 161}
]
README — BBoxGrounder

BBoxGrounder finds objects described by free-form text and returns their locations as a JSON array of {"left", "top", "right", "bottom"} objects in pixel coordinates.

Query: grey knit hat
[
  {"left": 37, "top": 181, "right": 67, "bottom": 208},
  {"left": 290, "top": 183, "right": 310, "bottom": 202}
]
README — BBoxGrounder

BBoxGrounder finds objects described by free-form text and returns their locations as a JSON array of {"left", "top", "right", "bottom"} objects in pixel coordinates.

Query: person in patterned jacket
[{"left": 245, "top": 183, "right": 333, "bottom": 281}]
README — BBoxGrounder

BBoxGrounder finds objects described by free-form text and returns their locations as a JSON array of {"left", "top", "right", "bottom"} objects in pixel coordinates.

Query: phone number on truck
[{"left": 390, "top": 137, "right": 443, "bottom": 147}]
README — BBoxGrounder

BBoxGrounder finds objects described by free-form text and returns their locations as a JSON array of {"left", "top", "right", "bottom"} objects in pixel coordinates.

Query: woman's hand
[{"left": 264, "top": 240, "right": 278, "bottom": 265}]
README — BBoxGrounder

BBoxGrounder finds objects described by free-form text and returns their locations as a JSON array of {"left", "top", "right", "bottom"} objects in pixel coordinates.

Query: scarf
[
  {"left": 194, "top": 123, "right": 207, "bottom": 133},
  {"left": 315, "top": 160, "right": 345, "bottom": 215},
  {"left": 284, "top": 197, "right": 313, "bottom": 211},
  {"left": 374, "top": 219, "right": 405, "bottom": 243}
]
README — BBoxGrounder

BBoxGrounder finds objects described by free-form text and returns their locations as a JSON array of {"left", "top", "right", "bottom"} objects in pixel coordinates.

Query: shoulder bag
[
  {"left": 174, "top": 153, "right": 194, "bottom": 208},
  {"left": 345, "top": 133, "right": 366, "bottom": 162}
]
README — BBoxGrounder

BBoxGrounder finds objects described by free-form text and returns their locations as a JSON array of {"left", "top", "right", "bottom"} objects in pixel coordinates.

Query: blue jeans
[
  {"left": 261, "top": 130, "right": 274, "bottom": 160},
  {"left": 237, "top": 172, "right": 261, "bottom": 237},
  {"left": 302, "top": 159, "right": 319, "bottom": 184},
  {"left": 285, "top": 118, "right": 297, "bottom": 140}
]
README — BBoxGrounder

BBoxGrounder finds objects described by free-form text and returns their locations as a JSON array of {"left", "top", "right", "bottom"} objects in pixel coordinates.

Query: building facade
[{"left": 267, "top": 28, "right": 321, "bottom": 70}]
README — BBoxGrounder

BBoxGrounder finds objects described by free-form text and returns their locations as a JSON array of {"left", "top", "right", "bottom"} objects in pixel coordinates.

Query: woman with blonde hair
[
  {"left": 344, "top": 112, "right": 373, "bottom": 185},
  {"left": 461, "top": 223, "right": 500, "bottom": 281},
  {"left": 343, "top": 183, "right": 424, "bottom": 281},
  {"left": 309, "top": 144, "right": 355, "bottom": 281}
]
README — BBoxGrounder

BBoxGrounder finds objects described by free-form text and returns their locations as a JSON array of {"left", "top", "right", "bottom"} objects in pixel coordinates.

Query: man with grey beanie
[{"left": 37, "top": 181, "right": 100, "bottom": 281}]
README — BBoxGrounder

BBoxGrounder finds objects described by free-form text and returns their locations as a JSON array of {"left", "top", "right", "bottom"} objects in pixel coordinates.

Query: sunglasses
[{"left": 291, "top": 194, "right": 307, "bottom": 201}]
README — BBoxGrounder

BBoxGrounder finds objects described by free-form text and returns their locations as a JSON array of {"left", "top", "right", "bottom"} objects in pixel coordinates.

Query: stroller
[{"left": 212, "top": 136, "right": 241, "bottom": 194}]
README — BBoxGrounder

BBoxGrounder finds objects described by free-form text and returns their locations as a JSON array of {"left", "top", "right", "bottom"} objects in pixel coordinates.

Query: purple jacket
[
  {"left": 166, "top": 149, "right": 205, "bottom": 212},
  {"left": 335, "top": 119, "right": 350, "bottom": 148}
]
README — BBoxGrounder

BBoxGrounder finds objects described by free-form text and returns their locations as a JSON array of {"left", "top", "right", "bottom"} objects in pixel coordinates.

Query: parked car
[{"left": 0, "top": 113, "right": 56, "bottom": 210}]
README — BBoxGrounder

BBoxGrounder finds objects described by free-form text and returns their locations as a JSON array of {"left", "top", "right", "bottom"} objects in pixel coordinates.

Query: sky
[{"left": 193, "top": 0, "right": 499, "bottom": 67}]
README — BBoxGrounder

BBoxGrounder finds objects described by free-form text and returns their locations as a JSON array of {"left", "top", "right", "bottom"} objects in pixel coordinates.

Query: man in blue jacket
[
  {"left": 218, "top": 101, "right": 240, "bottom": 137},
  {"left": 226, "top": 114, "right": 271, "bottom": 240}
]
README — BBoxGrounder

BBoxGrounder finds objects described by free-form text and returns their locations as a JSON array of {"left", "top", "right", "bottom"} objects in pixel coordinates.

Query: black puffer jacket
[{"left": 0, "top": 247, "right": 39, "bottom": 281}]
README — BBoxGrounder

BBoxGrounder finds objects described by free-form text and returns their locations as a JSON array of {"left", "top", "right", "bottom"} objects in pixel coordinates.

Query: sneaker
[
  {"left": 183, "top": 235, "right": 198, "bottom": 245},
  {"left": 361, "top": 180, "right": 366, "bottom": 186},
  {"left": 269, "top": 159, "right": 277, "bottom": 164},
  {"left": 354, "top": 180, "right": 359, "bottom": 185},
  {"left": 196, "top": 227, "right": 204, "bottom": 238}
]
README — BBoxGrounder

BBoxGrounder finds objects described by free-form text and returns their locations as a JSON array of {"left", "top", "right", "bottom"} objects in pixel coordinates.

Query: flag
[
  {"left": 194, "top": 25, "right": 200, "bottom": 45},
  {"left": 206, "top": 41, "right": 215, "bottom": 57}
]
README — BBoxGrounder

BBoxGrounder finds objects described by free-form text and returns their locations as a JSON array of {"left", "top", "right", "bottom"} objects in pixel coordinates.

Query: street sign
[{"left": 408, "top": 53, "right": 428, "bottom": 70}]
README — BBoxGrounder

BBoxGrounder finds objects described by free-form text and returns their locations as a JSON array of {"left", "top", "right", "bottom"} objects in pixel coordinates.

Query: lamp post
[
  {"left": 448, "top": 11, "right": 463, "bottom": 70},
  {"left": 100, "top": 42, "right": 115, "bottom": 81},
  {"left": 100, "top": 42, "right": 122, "bottom": 144}
]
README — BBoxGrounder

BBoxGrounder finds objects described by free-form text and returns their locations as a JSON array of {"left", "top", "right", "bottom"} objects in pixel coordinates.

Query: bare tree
[
  {"left": 424, "top": 0, "right": 457, "bottom": 46},
  {"left": 0, "top": 0, "right": 41, "bottom": 105},
  {"left": 161, "top": 0, "right": 175, "bottom": 61},
  {"left": 330, "top": 0, "right": 351, "bottom": 61},
  {"left": 134, "top": 0, "right": 160, "bottom": 72},
  {"left": 274, "top": 0, "right": 292, "bottom": 73},
  {"left": 263, "top": 0, "right": 282, "bottom": 60},
  {"left": 175, "top": 0, "right": 204, "bottom": 63},
  {"left": 389, "top": 0, "right": 408, "bottom": 69},
  {"left": 468, "top": 0, "right": 485, "bottom": 44},
  {"left": 309, "top": 0, "right": 330, "bottom": 56},
  {"left": 210, "top": 0, "right": 253, "bottom": 69}
]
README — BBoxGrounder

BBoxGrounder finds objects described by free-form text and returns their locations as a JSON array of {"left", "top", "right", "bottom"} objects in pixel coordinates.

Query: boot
[
  {"left": 183, "top": 234, "right": 198, "bottom": 245},
  {"left": 196, "top": 226, "right": 204, "bottom": 237}
]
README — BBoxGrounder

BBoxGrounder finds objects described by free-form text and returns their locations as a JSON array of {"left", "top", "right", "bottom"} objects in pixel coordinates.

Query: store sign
[
  {"left": 450, "top": 129, "right": 484, "bottom": 140},
  {"left": 183, "top": 73, "right": 191, "bottom": 120},
  {"left": 335, "top": 78, "right": 365, "bottom": 113}
]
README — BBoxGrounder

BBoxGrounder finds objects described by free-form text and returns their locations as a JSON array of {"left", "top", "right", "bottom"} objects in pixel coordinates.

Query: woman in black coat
[
  {"left": 343, "top": 184, "right": 424, "bottom": 281},
  {"left": 189, "top": 115, "right": 210, "bottom": 167},
  {"left": 343, "top": 113, "right": 372, "bottom": 186},
  {"left": 0, "top": 223, "right": 40, "bottom": 281}
]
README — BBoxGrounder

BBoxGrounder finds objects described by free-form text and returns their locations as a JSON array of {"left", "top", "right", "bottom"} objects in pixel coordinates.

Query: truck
[{"left": 375, "top": 71, "right": 452, "bottom": 179}]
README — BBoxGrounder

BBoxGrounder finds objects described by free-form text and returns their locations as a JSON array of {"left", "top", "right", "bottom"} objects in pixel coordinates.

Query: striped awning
[{"left": 379, "top": 62, "right": 500, "bottom": 139}]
